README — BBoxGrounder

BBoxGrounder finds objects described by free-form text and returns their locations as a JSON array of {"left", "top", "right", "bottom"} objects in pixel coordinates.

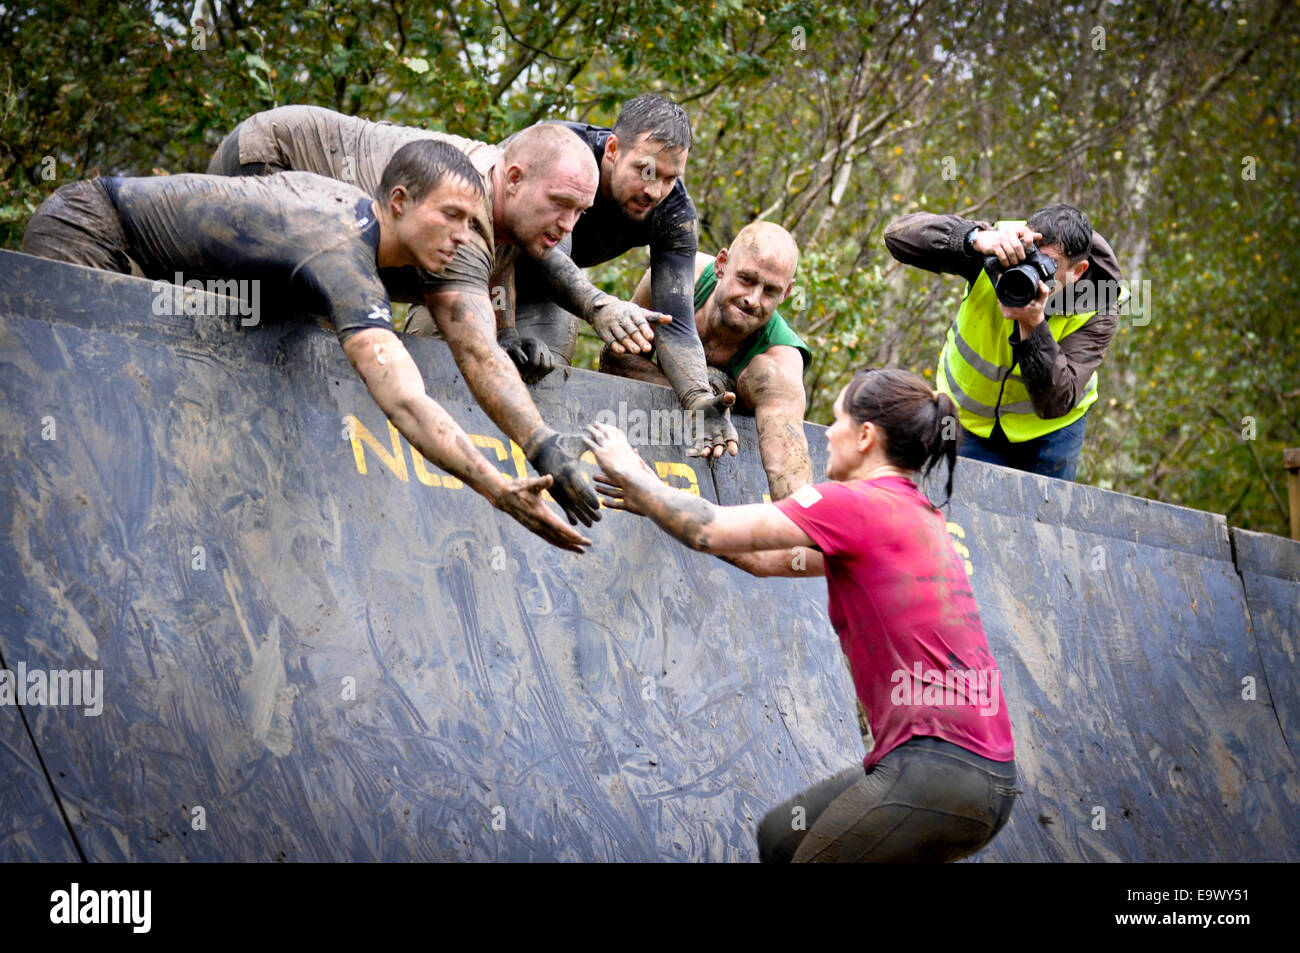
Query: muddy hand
[
  {"left": 592, "top": 299, "right": 671, "bottom": 356},
  {"left": 687, "top": 390, "right": 739, "bottom": 459},
  {"left": 494, "top": 474, "right": 591, "bottom": 552},
  {"left": 526, "top": 432, "right": 601, "bottom": 526},
  {"left": 582, "top": 420, "right": 653, "bottom": 486},
  {"left": 707, "top": 366, "right": 736, "bottom": 399},
  {"left": 499, "top": 327, "right": 557, "bottom": 384}
]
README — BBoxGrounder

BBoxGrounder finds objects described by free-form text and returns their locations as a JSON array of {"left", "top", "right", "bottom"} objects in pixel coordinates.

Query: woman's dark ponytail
[
  {"left": 843, "top": 368, "right": 959, "bottom": 506},
  {"left": 925, "top": 390, "right": 959, "bottom": 507}
]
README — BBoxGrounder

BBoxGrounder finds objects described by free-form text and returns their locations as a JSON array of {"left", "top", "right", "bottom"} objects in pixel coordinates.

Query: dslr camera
[{"left": 983, "top": 243, "right": 1056, "bottom": 308}]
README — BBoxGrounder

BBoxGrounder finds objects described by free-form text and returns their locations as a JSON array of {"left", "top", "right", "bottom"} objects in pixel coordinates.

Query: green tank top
[{"left": 693, "top": 261, "right": 811, "bottom": 378}]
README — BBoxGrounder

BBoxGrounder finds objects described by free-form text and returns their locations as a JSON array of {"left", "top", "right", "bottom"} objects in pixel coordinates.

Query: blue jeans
[{"left": 959, "top": 412, "right": 1088, "bottom": 481}]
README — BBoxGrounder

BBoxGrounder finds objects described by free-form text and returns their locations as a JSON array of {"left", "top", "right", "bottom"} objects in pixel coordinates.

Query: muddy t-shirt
[
  {"left": 234, "top": 105, "right": 513, "bottom": 297},
  {"left": 775, "top": 477, "right": 1015, "bottom": 769},
  {"left": 101, "top": 171, "right": 398, "bottom": 341}
]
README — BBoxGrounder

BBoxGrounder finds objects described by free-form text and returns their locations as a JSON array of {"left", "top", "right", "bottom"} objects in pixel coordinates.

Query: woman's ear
[{"left": 857, "top": 420, "right": 875, "bottom": 454}]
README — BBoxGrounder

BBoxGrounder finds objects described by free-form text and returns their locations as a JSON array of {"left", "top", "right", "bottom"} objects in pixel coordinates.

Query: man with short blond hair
[{"left": 602, "top": 221, "right": 813, "bottom": 500}]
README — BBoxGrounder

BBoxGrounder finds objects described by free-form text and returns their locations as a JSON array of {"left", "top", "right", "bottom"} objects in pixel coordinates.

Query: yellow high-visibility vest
[{"left": 935, "top": 221, "right": 1099, "bottom": 441}]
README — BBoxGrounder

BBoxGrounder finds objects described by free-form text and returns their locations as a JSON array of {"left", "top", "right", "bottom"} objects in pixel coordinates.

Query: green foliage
[{"left": 1, "top": 0, "right": 1296, "bottom": 533}]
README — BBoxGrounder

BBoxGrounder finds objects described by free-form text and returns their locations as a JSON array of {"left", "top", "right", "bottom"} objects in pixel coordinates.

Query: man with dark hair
[
  {"left": 208, "top": 105, "right": 604, "bottom": 526},
  {"left": 604, "top": 221, "right": 813, "bottom": 500},
  {"left": 22, "top": 143, "right": 591, "bottom": 553},
  {"left": 509, "top": 94, "right": 740, "bottom": 460},
  {"left": 884, "top": 204, "right": 1124, "bottom": 480}
]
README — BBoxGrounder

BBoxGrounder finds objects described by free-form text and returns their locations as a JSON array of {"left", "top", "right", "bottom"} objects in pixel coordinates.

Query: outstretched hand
[
  {"left": 592, "top": 298, "right": 672, "bottom": 355},
  {"left": 583, "top": 421, "right": 657, "bottom": 514},
  {"left": 493, "top": 474, "right": 591, "bottom": 553},
  {"left": 526, "top": 432, "right": 602, "bottom": 527},
  {"left": 687, "top": 390, "right": 739, "bottom": 459}
]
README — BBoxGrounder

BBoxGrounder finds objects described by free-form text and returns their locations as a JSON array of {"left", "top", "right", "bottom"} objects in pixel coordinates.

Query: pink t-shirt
[{"left": 775, "top": 477, "right": 1014, "bottom": 769}]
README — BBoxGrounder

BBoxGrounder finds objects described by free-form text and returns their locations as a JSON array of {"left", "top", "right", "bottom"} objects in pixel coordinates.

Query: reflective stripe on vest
[{"left": 935, "top": 221, "right": 1100, "bottom": 442}]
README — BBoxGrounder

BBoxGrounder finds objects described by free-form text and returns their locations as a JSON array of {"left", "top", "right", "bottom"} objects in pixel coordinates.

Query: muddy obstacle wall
[{"left": 1, "top": 250, "right": 1296, "bottom": 862}]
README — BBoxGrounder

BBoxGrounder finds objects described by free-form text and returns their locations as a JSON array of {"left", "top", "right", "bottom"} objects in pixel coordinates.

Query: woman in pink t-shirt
[{"left": 586, "top": 368, "right": 1017, "bottom": 862}]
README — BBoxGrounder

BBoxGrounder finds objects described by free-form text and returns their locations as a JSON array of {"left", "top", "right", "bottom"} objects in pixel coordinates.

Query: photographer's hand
[
  {"left": 973, "top": 225, "right": 1042, "bottom": 266},
  {"left": 1000, "top": 280, "right": 1052, "bottom": 339}
]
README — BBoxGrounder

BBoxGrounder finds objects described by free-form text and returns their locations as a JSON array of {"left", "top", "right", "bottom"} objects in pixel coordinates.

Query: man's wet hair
[
  {"left": 613, "top": 95, "right": 693, "bottom": 151},
  {"left": 1027, "top": 203, "right": 1092, "bottom": 263},
  {"left": 376, "top": 139, "right": 485, "bottom": 204}
]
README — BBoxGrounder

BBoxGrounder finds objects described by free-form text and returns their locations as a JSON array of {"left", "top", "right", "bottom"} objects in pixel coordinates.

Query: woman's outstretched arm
[{"left": 585, "top": 422, "right": 824, "bottom": 578}]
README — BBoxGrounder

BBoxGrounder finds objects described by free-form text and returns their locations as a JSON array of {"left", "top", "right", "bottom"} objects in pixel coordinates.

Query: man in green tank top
[{"left": 602, "top": 222, "right": 813, "bottom": 500}]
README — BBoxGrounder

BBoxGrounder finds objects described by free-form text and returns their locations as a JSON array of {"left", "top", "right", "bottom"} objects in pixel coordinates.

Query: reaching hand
[
  {"left": 591, "top": 298, "right": 672, "bottom": 355},
  {"left": 492, "top": 474, "right": 592, "bottom": 553},
  {"left": 526, "top": 432, "right": 601, "bottom": 527},
  {"left": 499, "top": 327, "right": 557, "bottom": 384},
  {"left": 590, "top": 431, "right": 655, "bottom": 517},
  {"left": 972, "top": 225, "right": 1043, "bottom": 267},
  {"left": 583, "top": 420, "right": 656, "bottom": 489},
  {"left": 686, "top": 390, "right": 739, "bottom": 459}
]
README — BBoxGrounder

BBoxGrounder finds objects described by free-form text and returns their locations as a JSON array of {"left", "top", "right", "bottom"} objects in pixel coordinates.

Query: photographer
[{"left": 884, "top": 205, "right": 1123, "bottom": 480}]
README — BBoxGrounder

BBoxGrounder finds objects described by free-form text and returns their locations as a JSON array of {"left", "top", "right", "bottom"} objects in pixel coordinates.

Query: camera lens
[{"left": 996, "top": 267, "right": 1037, "bottom": 308}]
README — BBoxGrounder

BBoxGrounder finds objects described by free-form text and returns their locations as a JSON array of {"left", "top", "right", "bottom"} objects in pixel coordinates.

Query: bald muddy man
[
  {"left": 603, "top": 222, "right": 813, "bottom": 501},
  {"left": 208, "top": 105, "right": 603, "bottom": 526},
  {"left": 511, "top": 95, "right": 740, "bottom": 460},
  {"left": 23, "top": 141, "right": 590, "bottom": 552}
]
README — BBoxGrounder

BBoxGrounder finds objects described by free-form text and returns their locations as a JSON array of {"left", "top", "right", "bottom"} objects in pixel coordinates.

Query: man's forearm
[
  {"left": 600, "top": 348, "right": 671, "bottom": 386},
  {"left": 655, "top": 334, "right": 713, "bottom": 408},
  {"left": 535, "top": 247, "right": 606, "bottom": 320},
  {"left": 754, "top": 409, "right": 813, "bottom": 500},
  {"left": 342, "top": 329, "right": 505, "bottom": 501},
  {"left": 1012, "top": 311, "right": 1117, "bottom": 418},
  {"left": 388, "top": 393, "right": 507, "bottom": 499},
  {"left": 884, "top": 212, "right": 989, "bottom": 283},
  {"left": 740, "top": 352, "right": 813, "bottom": 499},
  {"left": 432, "top": 291, "right": 555, "bottom": 452},
  {"left": 650, "top": 250, "right": 712, "bottom": 407}
]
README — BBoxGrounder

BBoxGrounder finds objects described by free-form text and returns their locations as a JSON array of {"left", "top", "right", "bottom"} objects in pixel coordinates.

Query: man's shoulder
[
  {"left": 760, "top": 312, "right": 810, "bottom": 355},
  {"left": 554, "top": 120, "right": 609, "bottom": 158},
  {"left": 692, "top": 253, "right": 714, "bottom": 283},
  {"left": 737, "top": 341, "right": 807, "bottom": 391},
  {"left": 252, "top": 170, "right": 372, "bottom": 207},
  {"left": 653, "top": 179, "right": 697, "bottom": 222},
  {"left": 417, "top": 129, "right": 500, "bottom": 176}
]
